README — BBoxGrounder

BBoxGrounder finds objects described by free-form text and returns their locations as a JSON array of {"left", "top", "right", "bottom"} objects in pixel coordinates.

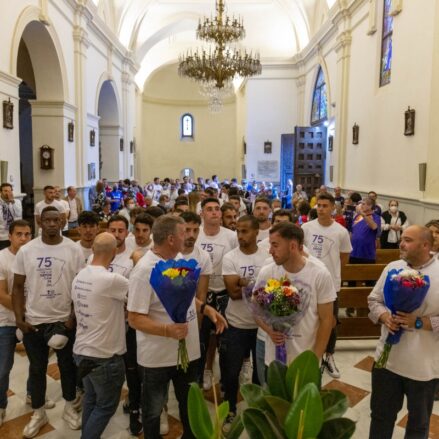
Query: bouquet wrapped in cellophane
[
  {"left": 375, "top": 268, "right": 430, "bottom": 368},
  {"left": 243, "top": 276, "right": 310, "bottom": 364},
  {"left": 150, "top": 258, "right": 201, "bottom": 372}
]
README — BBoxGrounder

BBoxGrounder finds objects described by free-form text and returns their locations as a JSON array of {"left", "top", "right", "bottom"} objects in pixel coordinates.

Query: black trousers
[{"left": 370, "top": 366, "right": 438, "bottom": 439}]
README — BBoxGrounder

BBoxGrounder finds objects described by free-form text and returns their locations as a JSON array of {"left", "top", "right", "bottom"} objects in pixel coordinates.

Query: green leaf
[
  {"left": 242, "top": 408, "right": 283, "bottom": 439},
  {"left": 240, "top": 384, "right": 272, "bottom": 412},
  {"left": 267, "top": 361, "right": 289, "bottom": 400},
  {"left": 285, "top": 350, "right": 320, "bottom": 401},
  {"left": 318, "top": 418, "right": 356, "bottom": 439},
  {"left": 284, "top": 383, "right": 323, "bottom": 439},
  {"left": 217, "top": 401, "right": 229, "bottom": 426},
  {"left": 187, "top": 383, "right": 214, "bottom": 439},
  {"left": 264, "top": 395, "right": 290, "bottom": 426},
  {"left": 223, "top": 413, "right": 244, "bottom": 439},
  {"left": 320, "top": 390, "right": 349, "bottom": 421}
]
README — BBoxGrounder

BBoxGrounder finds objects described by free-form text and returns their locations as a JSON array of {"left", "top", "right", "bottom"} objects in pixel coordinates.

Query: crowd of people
[{"left": 0, "top": 177, "right": 438, "bottom": 439}]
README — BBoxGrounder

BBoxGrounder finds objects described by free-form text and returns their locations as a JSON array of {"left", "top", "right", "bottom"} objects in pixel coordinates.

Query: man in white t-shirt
[
  {"left": 128, "top": 215, "right": 226, "bottom": 438},
  {"left": 368, "top": 226, "right": 439, "bottom": 439},
  {"left": 253, "top": 197, "right": 272, "bottom": 243},
  {"left": 54, "top": 186, "right": 70, "bottom": 235},
  {"left": 72, "top": 232, "right": 128, "bottom": 439},
  {"left": 0, "top": 183, "right": 23, "bottom": 250},
  {"left": 221, "top": 215, "right": 269, "bottom": 430},
  {"left": 12, "top": 207, "right": 84, "bottom": 438},
  {"left": 77, "top": 211, "right": 100, "bottom": 263},
  {"left": 221, "top": 203, "right": 238, "bottom": 231},
  {"left": 302, "top": 192, "right": 352, "bottom": 378},
  {"left": 128, "top": 213, "right": 155, "bottom": 265},
  {"left": 34, "top": 185, "right": 66, "bottom": 232},
  {"left": 196, "top": 197, "right": 238, "bottom": 390},
  {"left": 255, "top": 222, "right": 335, "bottom": 367},
  {"left": 0, "top": 219, "right": 31, "bottom": 426}
]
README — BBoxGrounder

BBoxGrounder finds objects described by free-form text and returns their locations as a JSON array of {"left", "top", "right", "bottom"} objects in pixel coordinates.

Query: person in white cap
[{"left": 12, "top": 206, "right": 84, "bottom": 438}]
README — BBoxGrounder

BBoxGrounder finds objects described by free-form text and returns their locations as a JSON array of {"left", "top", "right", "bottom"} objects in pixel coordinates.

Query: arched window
[
  {"left": 380, "top": 0, "right": 393, "bottom": 87},
  {"left": 181, "top": 113, "right": 194, "bottom": 139},
  {"left": 311, "top": 67, "right": 328, "bottom": 125}
]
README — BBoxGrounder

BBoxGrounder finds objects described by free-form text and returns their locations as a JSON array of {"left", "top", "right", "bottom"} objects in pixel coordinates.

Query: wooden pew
[
  {"left": 376, "top": 249, "right": 400, "bottom": 264},
  {"left": 338, "top": 263, "right": 387, "bottom": 339},
  {"left": 65, "top": 228, "right": 80, "bottom": 242}
]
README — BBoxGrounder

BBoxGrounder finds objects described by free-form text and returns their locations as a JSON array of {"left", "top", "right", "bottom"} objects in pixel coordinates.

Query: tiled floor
[{"left": 2, "top": 340, "right": 439, "bottom": 438}]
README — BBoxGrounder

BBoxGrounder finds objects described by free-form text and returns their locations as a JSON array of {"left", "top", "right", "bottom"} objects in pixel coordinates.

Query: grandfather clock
[{"left": 40, "top": 145, "right": 54, "bottom": 170}]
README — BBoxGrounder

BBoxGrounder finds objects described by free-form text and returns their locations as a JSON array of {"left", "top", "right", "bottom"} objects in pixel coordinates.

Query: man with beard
[
  {"left": 221, "top": 215, "right": 269, "bottom": 431},
  {"left": 368, "top": 226, "right": 439, "bottom": 439},
  {"left": 221, "top": 203, "right": 238, "bottom": 231},
  {"left": 253, "top": 198, "right": 272, "bottom": 243}
]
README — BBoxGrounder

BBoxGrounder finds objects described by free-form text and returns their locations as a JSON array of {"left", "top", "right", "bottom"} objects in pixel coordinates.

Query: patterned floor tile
[
  {"left": 0, "top": 412, "right": 54, "bottom": 437},
  {"left": 397, "top": 413, "right": 439, "bottom": 439},
  {"left": 323, "top": 380, "right": 370, "bottom": 407},
  {"left": 46, "top": 363, "right": 60, "bottom": 381},
  {"left": 354, "top": 356, "right": 375, "bottom": 372}
]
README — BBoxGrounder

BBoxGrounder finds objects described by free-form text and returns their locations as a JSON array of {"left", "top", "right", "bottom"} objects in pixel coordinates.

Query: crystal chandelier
[{"left": 178, "top": 0, "right": 262, "bottom": 109}]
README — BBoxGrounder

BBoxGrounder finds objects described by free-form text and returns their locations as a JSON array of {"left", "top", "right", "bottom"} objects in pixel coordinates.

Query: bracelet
[{"left": 200, "top": 303, "right": 206, "bottom": 315}]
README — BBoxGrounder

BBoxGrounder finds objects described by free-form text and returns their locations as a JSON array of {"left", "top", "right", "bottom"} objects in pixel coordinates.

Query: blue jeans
[
  {"left": 256, "top": 337, "right": 266, "bottom": 387},
  {"left": 0, "top": 326, "right": 16, "bottom": 409},
  {"left": 74, "top": 354, "right": 125, "bottom": 439},
  {"left": 141, "top": 360, "right": 198, "bottom": 439},
  {"left": 219, "top": 325, "right": 258, "bottom": 413},
  {"left": 370, "top": 366, "right": 438, "bottom": 439}
]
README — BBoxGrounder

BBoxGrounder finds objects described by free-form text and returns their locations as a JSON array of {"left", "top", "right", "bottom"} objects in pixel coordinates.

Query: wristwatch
[{"left": 415, "top": 317, "right": 423, "bottom": 329}]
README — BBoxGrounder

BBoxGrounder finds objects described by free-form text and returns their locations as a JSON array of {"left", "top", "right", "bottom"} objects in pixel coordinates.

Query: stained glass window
[
  {"left": 181, "top": 113, "right": 194, "bottom": 139},
  {"left": 311, "top": 67, "right": 328, "bottom": 125},
  {"left": 380, "top": 0, "right": 393, "bottom": 87}
]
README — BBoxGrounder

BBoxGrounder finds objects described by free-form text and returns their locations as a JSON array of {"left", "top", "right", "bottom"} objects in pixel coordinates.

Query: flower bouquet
[
  {"left": 150, "top": 258, "right": 201, "bottom": 372},
  {"left": 244, "top": 276, "right": 310, "bottom": 364},
  {"left": 375, "top": 268, "right": 430, "bottom": 368}
]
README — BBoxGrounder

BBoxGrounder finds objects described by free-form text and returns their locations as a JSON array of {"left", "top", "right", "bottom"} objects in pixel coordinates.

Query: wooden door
[
  {"left": 293, "top": 126, "right": 327, "bottom": 198},
  {"left": 280, "top": 133, "right": 294, "bottom": 193}
]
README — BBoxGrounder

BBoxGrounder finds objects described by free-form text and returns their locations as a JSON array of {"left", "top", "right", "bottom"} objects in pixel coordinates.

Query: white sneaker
[
  {"left": 222, "top": 412, "right": 236, "bottom": 434},
  {"left": 160, "top": 408, "right": 169, "bottom": 435},
  {"left": 0, "top": 408, "right": 5, "bottom": 427},
  {"left": 324, "top": 354, "right": 341, "bottom": 379},
  {"left": 25, "top": 394, "right": 56, "bottom": 409},
  {"left": 203, "top": 369, "right": 213, "bottom": 391},
  {"left": 239, "top": 360, "right": 253, "bottom": 385},
  {"left": 23, "top": 409, "right": 48, "bottom": 438},
  {"left": 62, "top": 403, "right": 81, "bottom": 430}
]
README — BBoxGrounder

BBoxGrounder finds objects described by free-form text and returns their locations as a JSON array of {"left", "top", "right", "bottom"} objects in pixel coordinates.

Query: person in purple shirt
[{"left": 350, "top": 198, "right": 381, "bottom": 263}]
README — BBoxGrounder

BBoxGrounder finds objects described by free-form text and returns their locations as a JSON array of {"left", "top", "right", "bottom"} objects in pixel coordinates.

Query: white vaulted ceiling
[{"left": 91, "top": 0, "right": 334, "bottom": 89}]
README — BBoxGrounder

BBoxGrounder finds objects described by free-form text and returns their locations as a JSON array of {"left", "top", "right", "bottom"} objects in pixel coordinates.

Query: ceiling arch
[{"left": 93, "top": 0, "right": 334, "bottom": 89}]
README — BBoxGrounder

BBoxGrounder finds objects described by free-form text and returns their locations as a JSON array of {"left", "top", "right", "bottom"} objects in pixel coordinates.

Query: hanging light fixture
[{"left": 178, "top": 0, "right": 262, "bottom": 110}]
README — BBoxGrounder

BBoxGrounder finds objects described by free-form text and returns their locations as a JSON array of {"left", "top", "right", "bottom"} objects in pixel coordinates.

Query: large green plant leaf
[
  {"left": 284, "top": 383, "right": 323, "bottom": 439},
  {"left": 188, "top": 383, "right": 214, "bottom": 439},
  {"left": 240, "top": 384, "right": 272, "bottom": 412},
  {"left": 267, "top": 361, "right": 289, "bottom": 400},
  {"left": 318, "top": 418, "right": 356, "bottom": 439},
  {"left": 320, "top": 390, "right": 349, "bottom": 421},
  {"left": 285, "top": 351, "right": 321, "bottom": 401},
  {"left": 264, "top": 395, "right": 290, "bottom": 426},
  {"left": 242, "top": 408, "right": 285, "bottom": 439},
  {"left": 213, "top": 400, "right": 230, "bottom": 437},
  {"left": 223, "top": 414, "right": 244, "bottom": 439}
]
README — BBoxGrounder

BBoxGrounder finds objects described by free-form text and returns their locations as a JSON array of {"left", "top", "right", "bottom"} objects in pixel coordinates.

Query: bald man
[
  {"left": 368, "top": 225, "right": 439, "bottom": 439},
  {"left": 72, "top": 232, "right": 129, "bottom": 439}
]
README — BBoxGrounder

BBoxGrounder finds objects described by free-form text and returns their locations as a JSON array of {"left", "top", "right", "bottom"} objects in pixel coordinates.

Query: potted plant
[{"left": 188, "top": 350, "right": 355, "bottom": 439}]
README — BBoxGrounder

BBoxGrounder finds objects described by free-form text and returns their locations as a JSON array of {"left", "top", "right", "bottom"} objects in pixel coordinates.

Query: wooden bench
[
  {"left": 376, "top": 249, "right": 400, "bottom": 264},
  {"left": 338, "top": 263, "right": 387, "bottom": 339}
]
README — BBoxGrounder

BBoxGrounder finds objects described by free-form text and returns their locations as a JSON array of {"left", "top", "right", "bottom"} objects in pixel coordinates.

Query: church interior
[{"left": 2, "top": 0, "right": 439, "bottom": 438}]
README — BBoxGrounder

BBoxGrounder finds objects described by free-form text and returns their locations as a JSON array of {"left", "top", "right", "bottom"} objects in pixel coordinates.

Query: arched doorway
[
  {"left": 97, "top": 80, "right": 121, "bottom": 182},
  {"left": 14, "top": 18, "right": 68, "bottom": 224}
]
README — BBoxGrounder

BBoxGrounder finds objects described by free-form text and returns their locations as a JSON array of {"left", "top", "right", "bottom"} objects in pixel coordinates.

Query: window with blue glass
[
  {"left": 181, "top": 113, "right": 194, "bottom": 139},
  {"left": 311, "top": 67, "right": 328, "bottom": 125},
  {"left": 380, "top": 0, "right": 393, "bottom": 87}
]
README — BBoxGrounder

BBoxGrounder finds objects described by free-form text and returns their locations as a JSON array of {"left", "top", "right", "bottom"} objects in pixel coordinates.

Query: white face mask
[{"left": 389, "top": 206, "right": 398, "bottom": 213}]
